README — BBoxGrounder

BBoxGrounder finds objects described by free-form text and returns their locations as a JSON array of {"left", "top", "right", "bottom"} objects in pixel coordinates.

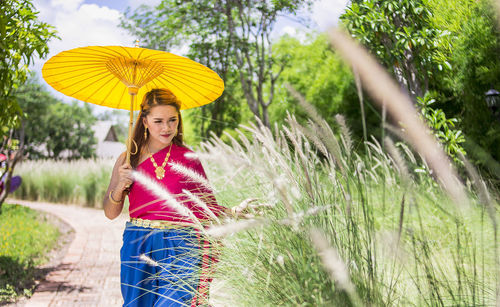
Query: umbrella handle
[
  {"left": 130, "top": 139, "right": 138, "bottom": 155},
  {"left": 126, "top": 93, "right": 136, "bottom": 165}
]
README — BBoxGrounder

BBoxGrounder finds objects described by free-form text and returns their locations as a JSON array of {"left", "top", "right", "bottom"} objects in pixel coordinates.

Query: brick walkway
[{"left": 12, "top": 200, "right": 126, "bottom": 307}]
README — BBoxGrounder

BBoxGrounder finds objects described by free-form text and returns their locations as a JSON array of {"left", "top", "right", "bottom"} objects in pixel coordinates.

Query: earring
[{"left": 144, "top": 127, "right": 148, "bottom": 140}]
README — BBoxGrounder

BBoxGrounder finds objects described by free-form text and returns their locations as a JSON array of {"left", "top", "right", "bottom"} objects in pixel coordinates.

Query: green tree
[
  {"left": 0, "top": 0, "right": 57, "bottom": 130},
  {"left": 15, "top": 78, "right": 97, "bottom": 160},
  {"left": 122, "top": 0, "right": 313, "bottom": 129},
  {"left": 340, "top": 0, "right": 447, "bottom": 102},
  {"left": 270, "top": 33, "right": 364, "bottom": 130},
  {"left": 340, "top": 0, "right": 500, "bottom": 168},
  {"left": 0, "top": 0, "right": 57, "bottom": 211},
  {"left": 122, "top": 1, "right": 241, "bottom": 139},
  {"left": 430, "top": 0, "right": 500, "bottom": 172}
]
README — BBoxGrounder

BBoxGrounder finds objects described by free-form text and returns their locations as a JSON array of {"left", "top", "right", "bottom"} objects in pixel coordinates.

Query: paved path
[{"left": 11, "top": 199, "right": 127, "bottom": 307}]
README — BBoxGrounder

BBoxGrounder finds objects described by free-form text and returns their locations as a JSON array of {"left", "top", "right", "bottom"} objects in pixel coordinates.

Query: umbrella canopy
[
  {"left": 42, "top": 45, "right": 224, "bottom": 163},
  {"left": 42, "top": 45, "right": 224, "bottom": 111}
]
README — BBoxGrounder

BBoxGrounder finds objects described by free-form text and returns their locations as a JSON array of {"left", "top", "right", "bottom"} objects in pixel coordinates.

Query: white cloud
[
  {"left": 273, "top": 0, "right": 348, "bottom": 42},
  {"left": 280, "top": 26, "right": 308, "bottom": 43},
  {"left": 127, "top": 0, "right": 161, "bottom": 10},
  {"left": 31, "top": 0, "right": 134, "bottom": 105},
  {"left": 50, "top": 0, "right": 84, "bottom": 12},
  {"left": 311, "top": 0, "right": 349, "bottom": 30}
]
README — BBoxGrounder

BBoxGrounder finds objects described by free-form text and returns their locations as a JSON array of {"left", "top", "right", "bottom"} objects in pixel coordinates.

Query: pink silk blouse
[{"left": 128, "top": 143, "right": 226, "bottom": 223}]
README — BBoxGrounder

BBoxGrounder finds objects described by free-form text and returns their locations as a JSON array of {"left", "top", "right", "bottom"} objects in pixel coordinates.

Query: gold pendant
[{"left": 155, "top": 166, "right": 165, "bottom": 180}]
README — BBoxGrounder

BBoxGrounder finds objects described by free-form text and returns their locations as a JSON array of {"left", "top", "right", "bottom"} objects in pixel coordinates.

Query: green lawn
[{"left": 0, "top": 204, "right": 60, "bottom": 302}]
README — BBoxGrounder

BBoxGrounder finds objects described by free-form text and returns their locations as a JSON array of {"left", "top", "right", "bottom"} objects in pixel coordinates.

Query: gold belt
[{"left": 130, "top": 218, "right": 195, "bottom": 229}]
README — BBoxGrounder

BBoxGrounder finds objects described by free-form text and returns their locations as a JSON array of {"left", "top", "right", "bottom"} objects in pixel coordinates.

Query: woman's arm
[{"left": 103, "top": 152, "right": 132, "bottom": 220}]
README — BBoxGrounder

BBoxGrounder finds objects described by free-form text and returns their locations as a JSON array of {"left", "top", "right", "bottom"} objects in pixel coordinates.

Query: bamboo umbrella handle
[{"left": 126, "top": 93, "right": 136, "bottom": 165}]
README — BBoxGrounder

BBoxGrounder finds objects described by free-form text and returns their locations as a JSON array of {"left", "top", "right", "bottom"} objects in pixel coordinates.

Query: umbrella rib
[
  {"left": 50, "top": 53, "right": 112, "bottom": 61},
  {"left": 43, "top": 62, "right": 110, "bottom": 70},
  {"left": 161, "top": 67, "right": 222, "bottom": 86},
  {"left": 140, "top": 61, "right": 163, "bottom": 86},
  {"left": 151, "top": 75, "right": 206, "bottom": 108},
  {"left": 43, "top": 65, "right": 108, "bottom": 79},
  {"left": 63, "top": 73, "right": 118, "bottom": 97},
  {"left": 86, "top": 46, "right": 130, "bottom": 58},
  {"left": 43, "top": 67, "right": 110, "bottom": 86},
  {"left": 82, "top": 75, "right": 122, "bottom": 104},
  {"left": 159, "top": 61, "right": 222, "bottom": 79},
  {"left": 156, "top": 72, "right": 222, "bottom": 97}
]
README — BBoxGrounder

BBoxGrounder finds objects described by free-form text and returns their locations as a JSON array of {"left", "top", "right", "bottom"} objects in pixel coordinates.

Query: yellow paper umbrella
[{"left": 42, "top": 45, "right": 224, "bottom": 163}]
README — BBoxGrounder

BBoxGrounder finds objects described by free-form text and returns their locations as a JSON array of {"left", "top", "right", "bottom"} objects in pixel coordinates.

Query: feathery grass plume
[
  {"left": 335, "top": 114, "right": 353, "bottom": 158},
  {"left": 131, "top": 171, "right": 205, "bottom": 231},
  {"left": 222, "top": 130, "right": 246, "bottom": 154},
  {"left": 296, "top": 120, "right": 329, "bottom": 159},
  {"left": 458, "top": 152, "right": 499, "bottom": 300},
  {"left": 286, "top": 83, "right": 347, "bottom": 177},
  {"left": 169, "top": 161, "right": 214, "bottom": 192},
  {"left": 327, "top": 28, "right": 468, "bottom": 206},
  {"left": 234, "top": 198, "right": 259, "bottom": 212},
  {"left": 279, "top": 205, "right": 333, "bottom": 227},
  {"left": 237, "top": 121, "right": 300, "bottom": 214},
  {"left": 496, "top": 0, "right": 500, "bottom": 24},
  {"left": 317, "top": 120, "right": 346, "bottom": 174},
  {"left": 282, "top": 124, "right": 314, "bottom": 200},
  {"left": 309, "top": 229, "right": 363, "bottom": 306},
  {"left": 181, "top": 189, "right": 220, "bottom": 223},
  {"left": 383, "top": 137, "right": 411, "bottom": 245},
  {"left": 270, "top": 172, "right": 295, "bottom": 217},
  {"left": 234, "top": 129, "right": 252, "bottom": 153},
  {"left": 139, "top": 253, "right": 160, "bottom": 267},
  {"left": 206, "top": 219, "right": 267, "bottom": 238},
  {"left": 384, "top": 137, "right": 411, "bottom": 187},
  {"left": 353, "top": 68, "right": 368, "bottom": 143},
  {"left": 197, "top": 142, "right": 250, "bottom": 171},
  {"left": 207, "top": 204, "right": 331, "bottom": 238}
]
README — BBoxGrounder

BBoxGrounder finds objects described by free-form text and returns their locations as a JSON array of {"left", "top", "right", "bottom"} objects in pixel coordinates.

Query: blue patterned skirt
[{"left": 120, "top": 222, "right": 212, "bottom": 307}]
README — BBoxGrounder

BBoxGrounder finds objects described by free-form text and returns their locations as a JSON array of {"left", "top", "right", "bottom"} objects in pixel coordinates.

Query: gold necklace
[{"left": 148, "top": 143, "right": 173, "bottom": 180}]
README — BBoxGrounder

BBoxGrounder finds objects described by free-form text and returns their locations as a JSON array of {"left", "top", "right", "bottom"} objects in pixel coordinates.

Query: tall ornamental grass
[
  {"left": 193, "top": 30, "right": 500, "bottom": 307},
  {"left": 200, "top": 113, "right": 498, "bottom": 306},
  {"left": 13, "top": 158, "right": 114, "bottom": 208}
]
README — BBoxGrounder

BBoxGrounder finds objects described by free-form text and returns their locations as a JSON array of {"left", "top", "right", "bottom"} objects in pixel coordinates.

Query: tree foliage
[
  {"left": 121, "top": 0, "right": 313, "bottom": 132},
  {"left": 270, "top": 33, "right": 371, "bottom": 137},
  {"left": 340, "top": 0, "right": 500, "bottom": 170},
  {"left": 0, "top": 0, "right": 57, "bottom": 132},
  {"left": 0, "top": 0, "right": 57, "bottom": 211},
  {"left": 15, "top": 78, "right": 97, "bottom": 160},
  {"left": 340, "top": 0, "right": 447, "bottom": 102},
  {"left": 432, "top": 0, "right": 500, "bottom": 169}
]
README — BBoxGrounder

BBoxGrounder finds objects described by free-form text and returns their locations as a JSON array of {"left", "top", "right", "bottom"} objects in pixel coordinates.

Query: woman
[{"left": 103, "top": 88, "right": 231, "bottom": 306}]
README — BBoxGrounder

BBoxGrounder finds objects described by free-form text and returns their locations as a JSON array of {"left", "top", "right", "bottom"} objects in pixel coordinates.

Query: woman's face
[{"left": 143, "top": 105, "right": 179, "bottom": 147}]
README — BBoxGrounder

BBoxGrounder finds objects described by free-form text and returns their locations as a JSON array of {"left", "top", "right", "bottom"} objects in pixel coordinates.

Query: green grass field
[{"left": 0, "top": 204, "right": 60, "bottom": 302}]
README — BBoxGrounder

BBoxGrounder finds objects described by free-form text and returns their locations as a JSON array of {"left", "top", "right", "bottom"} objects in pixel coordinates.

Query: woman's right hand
[{"left": 116, "top": 163, "right": 133, "bottom": 191}]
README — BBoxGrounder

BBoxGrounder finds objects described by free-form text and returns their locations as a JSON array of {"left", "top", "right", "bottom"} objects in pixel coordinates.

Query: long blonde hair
[{"left": 130, "top": 88, "right": 184, "bottom": 169}]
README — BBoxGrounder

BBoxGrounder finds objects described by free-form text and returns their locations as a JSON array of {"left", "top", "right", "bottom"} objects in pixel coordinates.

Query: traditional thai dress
[{"left": 121, "top": 143, "right": 225, "bottom": 307}]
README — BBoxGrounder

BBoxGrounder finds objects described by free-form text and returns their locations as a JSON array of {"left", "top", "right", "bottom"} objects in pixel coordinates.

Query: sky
[{"left": 30, "top": 0, "right": 349, "bottom": 113}]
